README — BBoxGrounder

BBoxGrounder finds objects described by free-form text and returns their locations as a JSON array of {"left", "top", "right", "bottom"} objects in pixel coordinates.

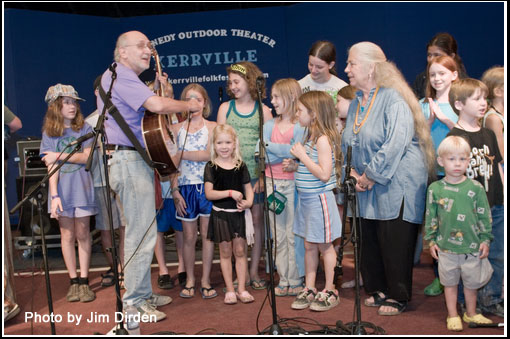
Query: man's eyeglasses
[{"left": 123, "top": 41, "right": 152, "bottom": 50}]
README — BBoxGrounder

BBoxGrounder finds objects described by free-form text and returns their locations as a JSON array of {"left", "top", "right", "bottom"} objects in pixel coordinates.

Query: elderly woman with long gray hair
[{"left": 339, "top": 41, "right": 435, "bottom": 316}]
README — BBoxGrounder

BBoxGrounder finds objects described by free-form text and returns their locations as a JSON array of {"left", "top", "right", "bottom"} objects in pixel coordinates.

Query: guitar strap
[{"left": 98, "top": 85, "right": 168, "bottom": 171}]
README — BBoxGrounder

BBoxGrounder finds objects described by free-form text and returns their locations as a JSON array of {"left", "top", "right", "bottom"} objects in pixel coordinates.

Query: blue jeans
[
  {"left": 109, "top": 151, "right": 156, "bottom": 307},
  {"left": 458, "top": 205, "right": 504, "bottom": 306},
  {"left": 478, "top": 204, "right": 504, "bottom": 307}
]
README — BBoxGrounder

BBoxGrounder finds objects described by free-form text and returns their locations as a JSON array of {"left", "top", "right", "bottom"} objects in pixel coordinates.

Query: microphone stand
[
  {"left": 10, "top": 140, "right": 93, "bottom": 335},
  {"left": 85, "top": 65, "right": 128, "bottom": 335},
  {"left": 336, "top": 146, "right": 381, "bottom": 335},
  {"left": 255, "top": 77, "right": 282, "bottom": 335}
]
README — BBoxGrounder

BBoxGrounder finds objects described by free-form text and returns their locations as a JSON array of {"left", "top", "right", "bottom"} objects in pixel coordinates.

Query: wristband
[
  {"left": 171, "top": 187, "right": 180, "bottom": 194},
  {"left": 51, "top": 195, "right": 59, "bottom": 199}
]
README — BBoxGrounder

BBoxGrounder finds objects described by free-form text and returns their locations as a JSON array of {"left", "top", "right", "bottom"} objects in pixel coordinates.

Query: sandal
[
  {"left": 200, "top": 286, "right": 218, "bottom": 299},
  {"left": 275, "top": 285, "right": 289, "bottom": 297},
  {"left": 250, "top": 279, "right": 267, "bottom": 290},
  {"left": 377, "top": 300, "right": 407, "bottom": 316},
  {"left": 447, "top": 316, "right": 463, "bottom": 331},
  {"left": 364, "top": 292, "right": 386, "bottom": 307},
  {"left": 179, "top": 286, "right": 195, "bottom": 298},
  {"left": 288, "top": 284, "right": 304, "bottom": 296},
  {"left": 118, "top": 272, "right": 125, "bottom": 290},
  {"left": 236, "top": 290, "right": 255, "bottom": 303},
  {"left": 101, "top": 268, "right": 115, "bottom": 287},
  {"left": 224, "top": 291, "right": 237, "bottom": 305}
]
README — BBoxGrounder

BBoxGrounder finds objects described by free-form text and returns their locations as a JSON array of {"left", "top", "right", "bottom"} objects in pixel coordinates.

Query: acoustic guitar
[{"left": 141, "top": 44, "right": 185, "bottom": 177}]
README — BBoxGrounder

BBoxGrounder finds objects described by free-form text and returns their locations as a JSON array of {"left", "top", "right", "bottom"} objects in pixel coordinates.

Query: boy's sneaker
[
  {"left": 147, "top": 293, "right": 172, "bottom": 307},
  {"left": 136, "top": 301, "right": 166, "bottom": 322},
  {"left": 157, "top": 274, "right": 174, "bottom": 289},
  {"left": 310, "top": 289, "right": 340, "bottom": 311},
  {"left": 424, "top": 277, "right": 444, "bottom": 296},
  {"left": 481, "top": 301, "right": 504, "bottom": 318},
  {"left": 462, "top": 312, "right": 493, "bottom": 325},
  {"left": 291, "top": 287, "right": 317, "bottom": 310},
  {"left": 78, "top": 284, "right": 96, "bottom": 302},
  {"left": 66, "top": 284, "right": 80, "bottom": 302}
]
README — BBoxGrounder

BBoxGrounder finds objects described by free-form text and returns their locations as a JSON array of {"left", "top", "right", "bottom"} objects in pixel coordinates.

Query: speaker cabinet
[{"left": 16, "top": 175, "right": 59, "bottom": 236}]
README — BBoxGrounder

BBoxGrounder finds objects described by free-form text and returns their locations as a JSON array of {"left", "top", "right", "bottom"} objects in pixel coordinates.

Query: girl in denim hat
[{"left": 40, "top": 84, "right": 97, "bottom": 303}]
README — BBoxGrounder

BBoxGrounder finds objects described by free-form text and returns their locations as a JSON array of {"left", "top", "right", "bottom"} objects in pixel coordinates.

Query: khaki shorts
[{"left": 438, "top": 250, "right": 493, "bottom": 289}]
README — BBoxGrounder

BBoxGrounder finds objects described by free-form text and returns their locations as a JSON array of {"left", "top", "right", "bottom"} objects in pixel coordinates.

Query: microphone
[
  {"left": 341, "top": 145, "right": 356, "bottom": 192},
  {"left": 346, "top": 145, "right": 352, "bottom": 172},
  {"left": 109, "top": 62, "right": 117, "bottom": 73},
  {"left": 218, "top": 86, "right": 223, "bottom": 103},
  {"left": 69, "top": 131, "right": 96, "bottom": 146},
  {"left": 186, "top": 94, "right": 199, "bottom": 120}
]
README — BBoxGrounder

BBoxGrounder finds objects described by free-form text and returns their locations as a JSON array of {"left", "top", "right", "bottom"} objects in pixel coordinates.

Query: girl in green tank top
[{"left": 216, "top": 61, "right": 273, "bottom": 287}]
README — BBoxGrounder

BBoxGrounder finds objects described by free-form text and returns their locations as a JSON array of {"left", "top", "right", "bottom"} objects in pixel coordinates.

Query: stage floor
[{"left": 4, "top": 248, "right": 505, "bottom": 336}]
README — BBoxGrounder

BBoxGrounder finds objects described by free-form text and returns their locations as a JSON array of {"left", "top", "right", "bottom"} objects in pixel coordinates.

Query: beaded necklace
[{"left": 353, "top": 87, "right": 380, "bottom": 134}]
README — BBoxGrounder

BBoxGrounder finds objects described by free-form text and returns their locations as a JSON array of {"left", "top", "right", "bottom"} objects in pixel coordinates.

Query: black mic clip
[
  {"left": 256, "top": 76, "right": 264, "bottom": 90},
  {"left": 109, "top": 62, "right": 118, "bottom": 80},
  {"left": 109, "top": 62, "right": 117, "bottom": 73}
]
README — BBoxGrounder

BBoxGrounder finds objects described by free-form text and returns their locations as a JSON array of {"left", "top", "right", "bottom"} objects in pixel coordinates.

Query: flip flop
[
  {"left": 274, "top": 285, "right": 289, "bottom": 297},
  {"left": 250, "top": 279, "right": 267, "bottom": 290},
  {"left": 200, "top": 286, "right": 218, "bottom": 299},
  {"left": 179, "top": 286, "right": 195, "bottom": 298}
]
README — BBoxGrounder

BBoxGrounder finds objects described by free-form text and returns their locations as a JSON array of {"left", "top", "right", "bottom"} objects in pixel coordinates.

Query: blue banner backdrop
[{"left": 3, "top": 3, "right": 505, "bottom": 217}]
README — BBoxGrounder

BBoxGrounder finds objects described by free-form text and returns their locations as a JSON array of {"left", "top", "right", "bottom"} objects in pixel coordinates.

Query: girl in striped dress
[{"left": 289, "top": 91, "right": 342, "bottom": 312}]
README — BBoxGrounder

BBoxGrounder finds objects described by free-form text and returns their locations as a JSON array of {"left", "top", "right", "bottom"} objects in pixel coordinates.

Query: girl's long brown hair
[
  {"left": 298, "top": 91, "right": 343, "bottom": 186},
  {"left": 42, "top": 97, "right": 84, "bottom": 137}
]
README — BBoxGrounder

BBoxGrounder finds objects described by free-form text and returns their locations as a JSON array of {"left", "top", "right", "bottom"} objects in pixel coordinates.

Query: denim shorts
[{"left": 294, "top": 190, "right": 342, "bottom": 243}]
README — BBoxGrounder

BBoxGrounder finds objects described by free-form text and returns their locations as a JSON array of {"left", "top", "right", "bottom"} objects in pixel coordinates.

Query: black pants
[{"left": 359, "top": 209, "right": 419, "bottom": 303}]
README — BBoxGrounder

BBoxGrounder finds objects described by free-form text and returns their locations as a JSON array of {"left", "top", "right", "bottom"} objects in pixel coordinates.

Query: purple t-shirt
[
  {"left": 97, "top": 63, "right": 155, "bottom": 147},
  {"left": 40, "top": 125, "right": 96, "bottom": 212}
]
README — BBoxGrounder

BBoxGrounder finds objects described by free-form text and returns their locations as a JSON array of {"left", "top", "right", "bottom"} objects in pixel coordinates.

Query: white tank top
[{"left": 177, "top": 122, "right": 209, "bottom": 186}]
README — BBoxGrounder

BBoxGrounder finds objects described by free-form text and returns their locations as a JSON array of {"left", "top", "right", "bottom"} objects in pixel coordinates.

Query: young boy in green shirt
[{"left": 424, "top": 135, "right": 493, "bottom": 331}]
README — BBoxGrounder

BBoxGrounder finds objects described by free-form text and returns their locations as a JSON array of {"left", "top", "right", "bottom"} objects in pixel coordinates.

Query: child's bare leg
[
  {"left": 464, "top": 287, "right": 479, "bottom": 317},
  {"left": 444, "top": 286, "right": 459, "bottom": 318},
  {"left": 219, "top": 241, "right": 234, "bottom": 292}
]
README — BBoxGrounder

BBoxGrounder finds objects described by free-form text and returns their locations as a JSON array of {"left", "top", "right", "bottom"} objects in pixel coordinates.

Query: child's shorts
[
  {"left": 175, "top": 184, "right": 212, "bottom": 222},
  {"left": 157, "top": 198, "right": 183, "bottom": 232},
  {"left": 293, "top": 190, "right": 341, "bottom": 243},
  {"left": 58, "top": 206, "right": 97, "bottom": 218},
  {"left": 438, "top": 251, "right": 493, "bottom": 289}
]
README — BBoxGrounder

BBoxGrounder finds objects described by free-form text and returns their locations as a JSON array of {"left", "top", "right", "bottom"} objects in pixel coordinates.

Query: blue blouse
[{"left": 339, "top": 87, "right": 428, "bottom": 224}]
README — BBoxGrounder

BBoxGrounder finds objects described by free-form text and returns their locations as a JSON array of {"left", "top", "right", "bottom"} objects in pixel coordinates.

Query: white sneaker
[
  {"left": 147, "top": 293, "right": 172, "bottom": 307},
  {"left": 136, "top": 301, "right": 166, "bottom": 322}
]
